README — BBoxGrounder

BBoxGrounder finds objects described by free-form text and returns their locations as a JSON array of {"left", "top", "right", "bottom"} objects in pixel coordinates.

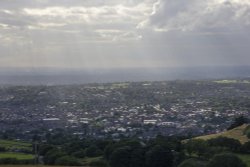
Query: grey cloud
[{"left": 142, "top": 0, "right": 250, "bottom": 33}]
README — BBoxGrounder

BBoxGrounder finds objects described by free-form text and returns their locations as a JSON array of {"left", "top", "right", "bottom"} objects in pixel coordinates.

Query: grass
[
  {"left": 236, "top": 154, "right": 250, "bottom": 167},
  {"left": 195, "top": 124, "right": 250, "bottom": 144},
  {"left": 81, "top": 156, "right": 102, "bottom": 166},
  {"left": 0, "top": 152, "right": 34, "bottom": 160},
  {"left": 0, "top": 140, "right": 32, "bottom": 151},
  {"left": 0, "top": 166, "right": 82, "bottom": 167}
]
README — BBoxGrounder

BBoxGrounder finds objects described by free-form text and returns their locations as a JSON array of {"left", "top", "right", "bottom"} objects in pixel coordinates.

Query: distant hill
[
  {"left": 195, "top": 124, "right": 250, "bottom": 144},
  {"left": 1, "top": 66, "right": 250, "bottom": 85}
]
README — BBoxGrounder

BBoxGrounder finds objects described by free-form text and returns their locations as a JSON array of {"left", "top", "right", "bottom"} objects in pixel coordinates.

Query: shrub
[
  {"left": 0, "top": 158, "right": 18, "bottom": 164},
  {"left": 178, "top": 158, "right": 207, "bottom": 167},
  {"left": 0, "top": 147, "right": 6, "bottom": 152},
  {"left": 247, "top": 132, "right": 250, "bottom": 139},
  {"left": 145, "top": 145, "right": 174, "bottom": 167},
  {"left": 71, "top": 149, "right": 85, "bottom": 158},
  {"left": 208, "top": 153, "right": 247, "bottom": 167},
  {"left": 44, "top": 148, "right": 66, "bottom": 165},
  {"left": 89, "top": 159, "right": 108, "bottom": 167},
  {"left": 85, "top": 145, "right": 103, "bottom": 157},
  {"left": 109, "top": 146, "right": 131, "bottom": 167},
  {"left": 207, "top": 137, "right": 241, "bottom": 152},
  {"left": 241, "top": 141, "right": 250, "bottom": 153},
  {"left": 228, "top": 116, "right": 249, "bottom": 130},
  {"left": 55, "top": 155, "right": 82, "bottom": 166}
]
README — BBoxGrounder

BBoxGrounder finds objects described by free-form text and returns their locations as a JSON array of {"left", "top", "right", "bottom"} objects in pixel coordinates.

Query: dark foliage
[
  {"left": 177, "top": 158, "right": 207, "bottom": 167},
  {"left": 145, "top": 145, "right": 174, "bottom": 167},
  {"left": 207, "top": 137, "right": 242, "bottom": 152},
  {"left": 208, "top": 153, "right": 247, "bottom": 167},
  {"left": 228, "top": 116, "right": 249, "bottom": 130},
  {"left": 54, "top": 155, "right": 82, "bottom": 166}
]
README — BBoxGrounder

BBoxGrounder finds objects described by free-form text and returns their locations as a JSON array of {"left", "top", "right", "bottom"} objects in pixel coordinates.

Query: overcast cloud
[{"left": 0, "top": 0, "right": 250, "bottom": 69}]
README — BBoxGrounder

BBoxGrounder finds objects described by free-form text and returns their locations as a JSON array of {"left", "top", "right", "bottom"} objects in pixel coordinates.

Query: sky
[{"left": 0, "top": 0, "right": 250, "bottom": 70}]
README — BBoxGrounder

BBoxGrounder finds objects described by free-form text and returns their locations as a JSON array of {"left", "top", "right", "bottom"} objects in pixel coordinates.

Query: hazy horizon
[{"left": 0, "top": 66, "right": 250, "bottom": 85}]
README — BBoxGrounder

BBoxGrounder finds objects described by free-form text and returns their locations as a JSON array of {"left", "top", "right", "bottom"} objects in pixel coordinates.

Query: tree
[
  {"left": 71, "top": 149, "right": 85, "bottom": 158},
  {"left": 130, "top": 148, "right": 145, "bottom": 167},
  {"left": 109, "top": 146, "right": 131, "bottom": 167},
  {"left": 207, "top": 137, "right": 241, "bottom": 152},
  {"left": 89, "top": 159, "right": 108, "bottom": 167},
  {"left": 228, "top": 116, "right": 249, "bottom": 130},
  {"left": 39, "top": 144, "right": 54, "bottom": 156},
  {"left": 145, "top": 145, "right": 174, "bottom": 167},
  {"left": 207, "top": 153, "right": 246, "bottom": 167},
  {"left": 0, "top": 147, "right": 6, "bottom": 152},
  {"left": 241, "top": 141, "right": 250, "bottom": 153},
  {"left": 85, "top": 145, "right": 103, "bottom": 157},
  {"left": 104, "top": 143, "right": 114, "bottom": 160},
  {"left": 44, "top": 148, "right": 66, "bottom": 165},
  {"left": 185, "top": 139, "right": 208, "bottom": 157},
  {"left": 55, "top": 155, "right": 81, "bottom": 166}
]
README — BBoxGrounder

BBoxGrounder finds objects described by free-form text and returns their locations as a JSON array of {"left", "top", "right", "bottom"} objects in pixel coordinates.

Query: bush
[
  {"left": 0, "top": 158, "right": 18, "bottom": 164},
  {"left": 39, "top": 144, "right": 54, "bottom": 156},
  {"left": 241, "top": 141, "right": 250, "bottom": 153},
  {"left": 0, "top": 158, "right": 34, "bottom": 165},
  {"left": 89, "top": 159, "right": 108, "bottom": 167},
  {"left": 205, "top": 146, "right": 228, "bottom": 158},
  {"left": 208, "top": 153, "right": 247, "bottom": 167},
  {"left": 145, "top": 145, "right": 174, "bottom": 167},
  {"left": 178, "top": 158, "right": 207, "bottom": 167},
  {"left": 247, "top": 132, "right": 250, "bottom": 139},
  {"left": 207, "top": 137, "right": 241, "bottom": 152},
  {"left": 130, "top": 148, "right": 145, "bottom": 167},
  {"left": 71, "top": 149, "right": 85, "bottom": 158},
  {"left": 55, "top": 155, "right": 82, "bottom": 166},
  {"left": 44, "top": 148, "right": 66, "bottom": 165},
  {"left": 0, "top": 147, "right": 6, "bottom": 152},
  {"left": 17, "top": 159, "right": 34, "bottom": 164},
  {"left": 109, "top": 146, "right": 131, "bottom": 167},
  {"left": 185, "top": 139, "right": 208, "bottom": 157},
  {"left": 228, "top": 116, "right": 249, "bottom": 130},
  {"left": 85, "top": 145, "right": 103, "bottom": 157}
]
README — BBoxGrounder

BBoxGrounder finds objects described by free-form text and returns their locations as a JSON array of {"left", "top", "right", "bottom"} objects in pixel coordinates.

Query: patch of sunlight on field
[
  {"left": 0, "top": 153, "right": 34, "bottom": 160},
  {"left": 111, "top": 83, "right": 129, "bottom": 89},
  {"left": 0, "top": 140, "right": 32, "bottom": 150},
  {"left": 195, "top": 124, "right": 250, "bottom": 144},
  {"left": 214, "top": 80, "right": 250, "bottom": 84}
]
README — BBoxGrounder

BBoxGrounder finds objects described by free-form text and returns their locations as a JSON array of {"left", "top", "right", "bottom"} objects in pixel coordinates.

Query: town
[{"left": 0, "top": 79, "right": 249, "bottom": 141}]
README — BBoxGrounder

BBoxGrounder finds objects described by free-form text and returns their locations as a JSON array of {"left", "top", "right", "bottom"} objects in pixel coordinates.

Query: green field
[
  {"left": 0, "top": 152, "right": 34, "bottom": 160},
  {"left": 0, "top": 140, "right": 32, "bottom": 152}
]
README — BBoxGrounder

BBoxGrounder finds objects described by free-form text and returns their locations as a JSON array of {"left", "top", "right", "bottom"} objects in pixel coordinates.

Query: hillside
[{"left": 195, "top": 124, "right": 250, "bottom": 144}]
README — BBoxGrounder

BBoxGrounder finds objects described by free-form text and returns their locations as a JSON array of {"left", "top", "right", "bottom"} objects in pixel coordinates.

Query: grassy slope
[{"left": 195, "top": 124, "right": 250, "bottom": 144}]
